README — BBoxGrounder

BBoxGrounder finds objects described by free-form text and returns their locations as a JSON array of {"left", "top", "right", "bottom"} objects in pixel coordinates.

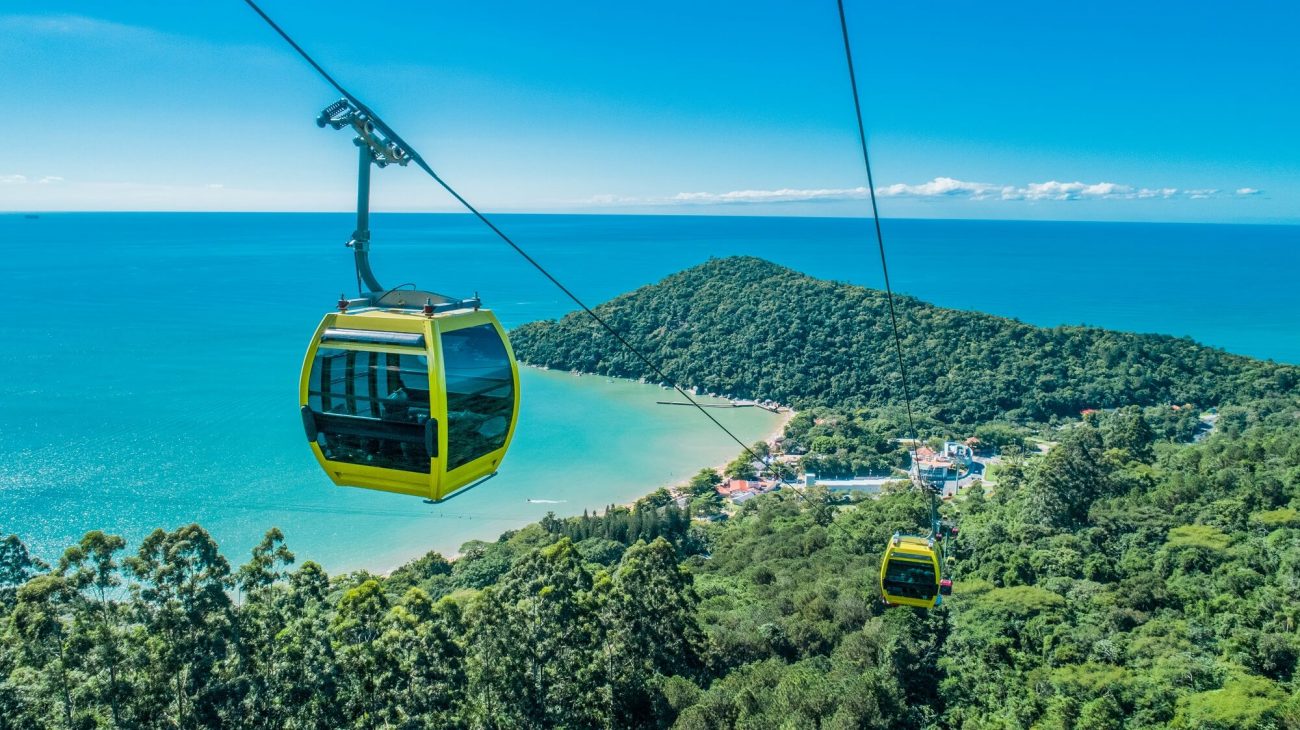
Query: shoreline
[
  {"left": 665, "top": 407, "right": 794, "bottom": 496},
  {"left": 526, "top": 364, "right": 796, "bottom": 500},
  {"left": 381, "top": 369, "right": 793, "bottom": 574}
]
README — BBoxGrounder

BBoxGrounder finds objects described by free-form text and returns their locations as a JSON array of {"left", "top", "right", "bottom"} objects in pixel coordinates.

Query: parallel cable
[
  {"left": 241, "top": 0, "right": 839, "bottom": 526},
  {"left": 835, "top": 0, "right": 937, "bottom": 531}
]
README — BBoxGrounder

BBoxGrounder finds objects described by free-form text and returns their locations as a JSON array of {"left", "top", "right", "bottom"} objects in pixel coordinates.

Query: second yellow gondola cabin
[
  {"left": 879, "top": 533, "right": 952, "bottom": 609},
  {"left": 299, "top": 295, "right": 519, "bottom": 502}
]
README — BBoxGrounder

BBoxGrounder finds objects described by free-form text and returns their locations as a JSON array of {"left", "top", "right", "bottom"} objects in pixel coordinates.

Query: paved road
[{"left": 943, "top": 460, "right": 988, "bottom": 497}]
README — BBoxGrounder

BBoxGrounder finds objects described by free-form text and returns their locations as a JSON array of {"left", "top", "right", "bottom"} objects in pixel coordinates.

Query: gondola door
[{"left": 431, "top": 311, "right": 519, "bottom": 500}]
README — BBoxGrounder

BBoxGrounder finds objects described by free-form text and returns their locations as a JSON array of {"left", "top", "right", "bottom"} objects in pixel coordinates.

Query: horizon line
[{"left": 4, "top": 210, "right": 1299, "bottom": 227}]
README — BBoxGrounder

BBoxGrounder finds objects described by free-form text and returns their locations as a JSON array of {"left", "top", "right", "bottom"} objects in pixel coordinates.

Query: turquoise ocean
[{"left": 1, "top": 213, "right": 1296, "bottom": 572}]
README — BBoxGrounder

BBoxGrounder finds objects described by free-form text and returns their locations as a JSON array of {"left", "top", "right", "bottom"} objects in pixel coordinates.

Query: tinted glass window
[
  {"left": 883, "top": 556, "right": 937, "bottom": 599},
  {"left": 308, "top": 347, "right": 432, "bottom": 473},
  {"left": 442, "top": 324, "right": 514, "bottom": 470}
]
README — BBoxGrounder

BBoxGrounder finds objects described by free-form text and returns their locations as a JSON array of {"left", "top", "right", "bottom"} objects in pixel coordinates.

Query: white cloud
[
  {"left": 1135, "top": 187, "right": 1178, "bottom": 199},
  {"left": 1012, "top": 180, "right": 1139, "bottom": 200},
  {"left": 876, "top": 177, "right": 1001, "bottom": 199},
  {"left": 586, "top": 177, "right": 1264, "bottom": 208},
  {"left": 668, "top": 187, "right": 870, "bottom": 204},
  {"left": 2, "top": 174, "right": 65, "bottom": 185},
  {"left": 639, "top": 178, "right": 1262, "bottom": 206}
]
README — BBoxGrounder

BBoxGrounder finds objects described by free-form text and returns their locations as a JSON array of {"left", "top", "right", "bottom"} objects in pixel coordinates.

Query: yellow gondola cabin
[
  {"left": 879, "top": 533, "right": 952, "bottom": 609},
  {"left": 299, "top": 301, "right": 519, "bottom": 501}
]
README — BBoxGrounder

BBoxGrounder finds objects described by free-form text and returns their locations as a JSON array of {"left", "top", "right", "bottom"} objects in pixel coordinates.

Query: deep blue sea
[{"left": 1, "top": 213, "right": 1296, "bottom": 571}]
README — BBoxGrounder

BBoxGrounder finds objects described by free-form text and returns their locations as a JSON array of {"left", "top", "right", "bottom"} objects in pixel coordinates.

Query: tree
[
  {"left": 690, "top": 493, "right": 724, "bottom": 518},
  {"left": 1023, "top": 426, "right": 1109, "bottom": 530},
  {"left": 378, "top": 588, "right": 466, "bottom": 727},
  {"left": 9, "top": 574, "right": 75, "bottom": 728},
  {"left": 230, "top": 529, "right": 295, "bottom": 729},
  {"left": 687, "top": 468, "right": 723, "bottom": 497},
  {"left": 724, "top": 453, "right": 759, "bottom": 481},
  {"left": 59, "top": 530, "right": 129, "bottom": 727},
  {"left": 466, "top": 538, "right": 601, "bottom": 727},
  {"left": 636, "top": 487, "right": 674, "bottom": 510},
  {"left": 0, "top": 534, "right": 45, "bottom": 610},
  {"left": 237, "top": 528, "right": 295, "bottom": 599},
  {"left": 332, "top": 579, "right": 396, "bottom": 727},
  {"left": 1077, "top": 694, "right": 1124, "bottom": 730},
  {"left": 125, "top": 524, "right": 235, "bottom": 727},
  {"left": 1104, "top": 407, "right": 1156, "bottom": 461},
  {"left": 269, "top": 561, "right": 342, "bottom": 727},
  {"left": 972, "top": 422, "right": 1026, "bottom": 452},
  {"left": 602, "top": 538, "right": 704, "bottom": 727}
]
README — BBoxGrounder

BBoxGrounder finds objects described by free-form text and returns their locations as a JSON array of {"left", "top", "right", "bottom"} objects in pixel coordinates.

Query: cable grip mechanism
[{"left": 317, "top": 99, "right": 411, "bottom": 168}]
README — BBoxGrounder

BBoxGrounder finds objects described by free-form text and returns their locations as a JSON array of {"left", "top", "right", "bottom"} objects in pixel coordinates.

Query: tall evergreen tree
[
  {"left": 230, "top": 528, "right": 295, "bottom": 729},
  {"left": 269, "top": 561, "right": 342, "bottom": 728},
  {"left": 0, "top": 535, "right": 45, "bottom": 610},
  {"left": 378, "top": 588, "right": 467, "bottom": 728},
  {"left": 125, "top": 524, "right": 235, "bottom": 727},
  {"left": 8, "top": 574, "right": 75, "bottom": 729},
  {"left": 602, "top": 538, "right": 704, "bottom": 727},
  {"left": 467, "top": 538, "right": 601, "bottom": 728},
  {"left": 59, "top": 530, "right": 129, "bottom": 727},
  {"left": 331, "top": 579, "right": 395, "bottom": 727},
  {"left": 1023, "top": 426, "right": 1110, "bottom": 529}
]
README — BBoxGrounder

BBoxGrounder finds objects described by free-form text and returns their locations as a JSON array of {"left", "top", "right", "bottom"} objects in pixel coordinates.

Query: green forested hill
[{"left": 511, "top": 256, "right": 1297, "bottom": 423}]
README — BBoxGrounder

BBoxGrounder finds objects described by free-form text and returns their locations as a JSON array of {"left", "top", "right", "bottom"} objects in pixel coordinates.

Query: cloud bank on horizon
[
  {"left": 609, "top": 177, "right": 1267, "bottom": 206},
  {"left": 1, "top": 174, "right": 66, "bottom": 185}
]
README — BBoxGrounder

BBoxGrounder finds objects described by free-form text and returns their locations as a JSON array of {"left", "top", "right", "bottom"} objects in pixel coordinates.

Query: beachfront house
[
  {"left": 719, "top": 478, "right": 778, "bottom": 497},
  {"left": 730, "top": 490, "right": 757, "bottom": 505}
]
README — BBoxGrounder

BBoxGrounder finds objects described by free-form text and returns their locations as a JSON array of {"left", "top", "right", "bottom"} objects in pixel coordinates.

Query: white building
[
  {"left": 941, "top": 441, "right": 974, "bottom": 466},
  {"left": 803, "top": 473, "right": 897, "bottom": 495}
]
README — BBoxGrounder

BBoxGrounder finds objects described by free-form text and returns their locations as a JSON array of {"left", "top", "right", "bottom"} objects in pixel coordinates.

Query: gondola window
[
  {"left": 442, "top": 325, "right": 514, "bottom": 470},
  {"left": 308, "top": 347, "right": 432, "bottom": 473}
]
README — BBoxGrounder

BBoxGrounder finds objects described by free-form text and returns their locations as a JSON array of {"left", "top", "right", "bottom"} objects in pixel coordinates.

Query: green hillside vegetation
[
  {"left": 510, "top": 257, "right": 1297, "bottom": 425},
  {"left": 2, "top": 394, "right": 1298, "bottom": 727},
  {"left": 3, "top": 258, "right": 1298, "bottom": 727}
]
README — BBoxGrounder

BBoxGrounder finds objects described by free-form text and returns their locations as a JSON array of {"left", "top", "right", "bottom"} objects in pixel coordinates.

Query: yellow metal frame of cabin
[
  {"left": 879, "top": 535, "right": 942, "bottom": 609},
  {"left": 298, "top": 307, "right": 520, "bottom": 501}
]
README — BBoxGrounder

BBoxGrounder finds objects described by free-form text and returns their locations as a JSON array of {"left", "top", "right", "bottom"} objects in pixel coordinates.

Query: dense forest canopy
[
  {"left": 510, "top": 256, "right": 1297, "bottom": 425},
  {"left": 3, "top": 258, "right": 1299, "bottom": 727},
  {"left": 3, "top": 395, "right": 1298, "bottom": 727}
]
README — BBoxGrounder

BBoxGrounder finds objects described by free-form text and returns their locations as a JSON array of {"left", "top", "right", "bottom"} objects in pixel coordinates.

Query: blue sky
[{"left": 1, "top": 1, "right": 1296, "bottom": 221}]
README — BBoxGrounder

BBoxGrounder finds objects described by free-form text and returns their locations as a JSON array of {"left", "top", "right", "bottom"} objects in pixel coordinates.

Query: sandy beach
[{"left": 667, "top": 405, "right": 796, "bottom": 494}]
